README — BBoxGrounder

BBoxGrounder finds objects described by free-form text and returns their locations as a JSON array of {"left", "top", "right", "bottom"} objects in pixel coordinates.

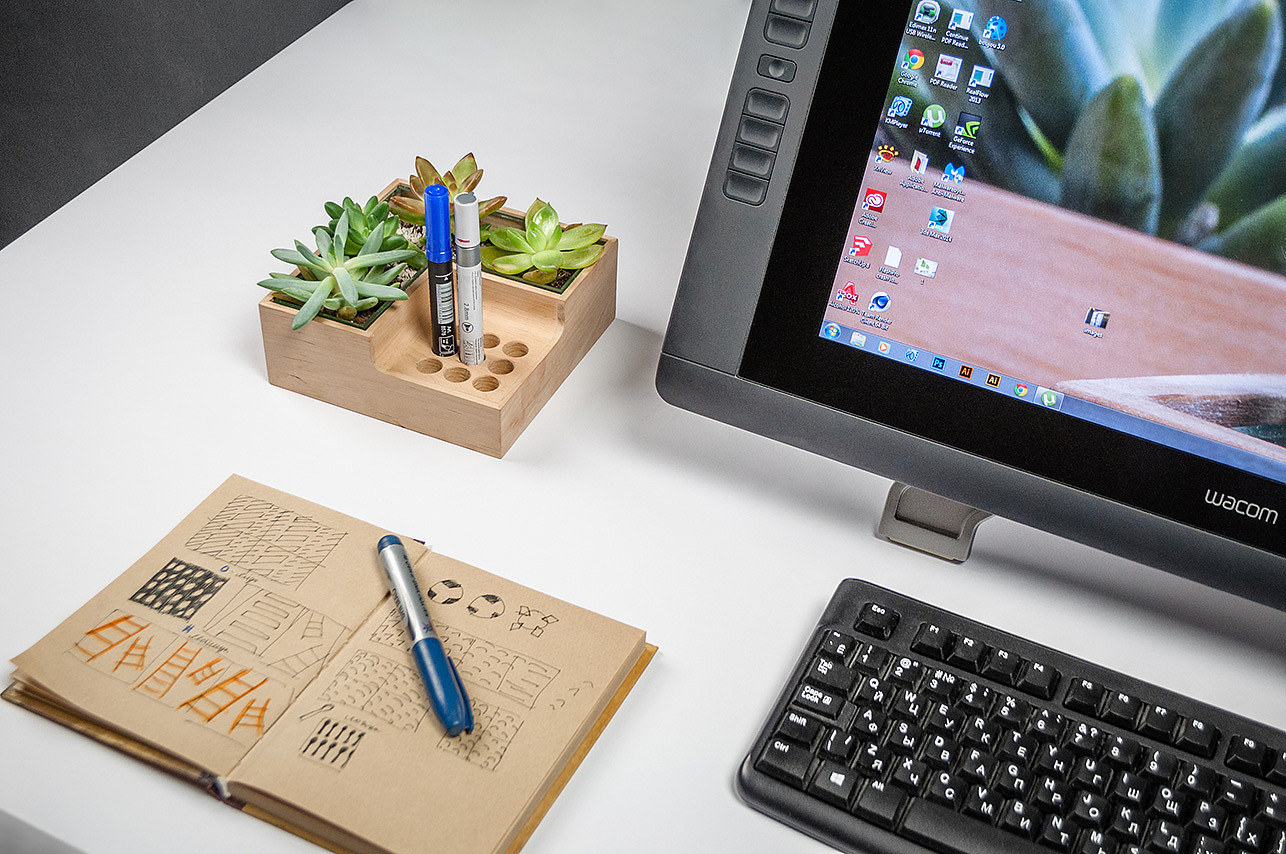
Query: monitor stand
[{"left": 878, "top": 482, "right": 991, "bottom": 563}]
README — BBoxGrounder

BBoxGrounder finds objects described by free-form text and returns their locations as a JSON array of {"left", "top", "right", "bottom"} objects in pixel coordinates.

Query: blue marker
[
  {"left": 376, "top": 535, "right": 473, "bottom": 736},
  {"left": 424, "top": 184, "right": 457, "bottom": 357}
]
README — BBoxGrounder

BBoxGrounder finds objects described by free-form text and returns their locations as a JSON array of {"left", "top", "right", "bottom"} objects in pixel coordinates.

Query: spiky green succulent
[
  {"left": 880, "top": 0, "right": 1286, "bottom": 274},
  {"left": 324, "top": 195, "right": 425, "bottom": 269},
  {"left": 481, "top": 199, "right": 606, "bottom": 285},
  {"left": 259, "top": 211, "right": 419, "bottom": 330},
  {"left": 387, "top": 153, "right": 507, "bottom": 225}
]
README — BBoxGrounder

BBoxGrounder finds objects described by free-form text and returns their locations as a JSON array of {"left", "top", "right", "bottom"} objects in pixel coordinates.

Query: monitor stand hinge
[{"left": 877, "top": 482, "right": 991, "bottom": 563}]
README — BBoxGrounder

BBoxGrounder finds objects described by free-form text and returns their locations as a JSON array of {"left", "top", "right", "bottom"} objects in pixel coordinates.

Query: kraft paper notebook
[{"left": 5, "top": 475, "right": 654, "bottom": 854}]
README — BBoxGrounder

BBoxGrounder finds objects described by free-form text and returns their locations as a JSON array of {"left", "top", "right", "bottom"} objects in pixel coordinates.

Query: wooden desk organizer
[{"left": 259, "top": 206, "right": 617, "bottom": 457}]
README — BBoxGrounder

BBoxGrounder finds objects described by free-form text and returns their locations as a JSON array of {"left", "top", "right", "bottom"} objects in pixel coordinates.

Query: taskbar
[{"left": 818, "top": 321, "right": 1286, "bottom": 486}]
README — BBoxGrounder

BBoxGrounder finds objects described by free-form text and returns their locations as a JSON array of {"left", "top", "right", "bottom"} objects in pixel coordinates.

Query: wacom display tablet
[{"left": 658, "top": 0, "right": 1286, "bottom": 608}]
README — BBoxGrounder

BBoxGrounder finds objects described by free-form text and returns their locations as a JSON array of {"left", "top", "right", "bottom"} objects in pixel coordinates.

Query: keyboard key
[
  {"left": 776, "top": 709, "right": 820, "bottom": 744},
  {"left": 1065, "top": 678, "right": 1106, "bottom": 715},
  {"left": 850, "top": 779, "right": 905, "bottom": 829},
  {"left": 947, "top": 635, "right": 989, "bottom": 673},
  {"left": 1103, "top": 690, "right": 1144, "bottom": 728},
  {"left": 1268, "top": 749, "right": 1286, "bottom": 785},
  {"left": 902, "top": 797, "right": 1037, "bottom": 854},
  {"left": 1139, "top": 704, "right": 1179, "bottom": 741},
  {"left": 756, "top": 737, "right": 811, "bottom": 787},
  {"left": 1017, "top": 659, "right": 1061, "bottom": 700},
  {"left": 807, "top": 759, "right": 857, "bottom": 808},
  {"left": 817, "top": 629, "right": 855, "bottom": 661},
  {"left": 1177, "top": 718, "right": 1220, "bottom": 759},
  {"left": 855, "top": 602, "right": 899, "bottom": 640},
  {"left": 981, "top": 647, "right": 1024, "bottom": 686},
  {"left": 804, "top": 654, "right": 858, "bottom": 694},
  {"left": 793, "top": 682, "right": 842, "bottom": 719},
  {"left": 1227, "top": 735, "right": 1272, "bottom": 775},
  {"left": 820, "top": 727, "right": 857, "bottom": 762},
  {"left": 911, "top": 622, "right": 953, "bottom": 660}
]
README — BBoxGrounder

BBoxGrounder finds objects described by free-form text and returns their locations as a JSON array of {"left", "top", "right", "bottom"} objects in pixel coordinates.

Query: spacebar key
[{"left": 900, "top": 798, "right": 1036, "bottom": 854}]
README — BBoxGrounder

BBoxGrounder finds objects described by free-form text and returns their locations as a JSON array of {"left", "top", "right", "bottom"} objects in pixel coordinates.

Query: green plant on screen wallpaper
[{"left": 880, "top": 0, "right": 1286, "bottom": 275}]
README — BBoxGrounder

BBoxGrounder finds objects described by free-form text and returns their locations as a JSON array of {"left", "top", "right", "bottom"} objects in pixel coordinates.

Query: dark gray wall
[{"left": 0, "top": 0, "right": 351, "bottom": 249}]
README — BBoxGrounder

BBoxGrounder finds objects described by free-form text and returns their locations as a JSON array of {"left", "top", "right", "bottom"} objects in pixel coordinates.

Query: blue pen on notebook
[{"left": 376, "top": 535, "right": 473, "bottom": 736}]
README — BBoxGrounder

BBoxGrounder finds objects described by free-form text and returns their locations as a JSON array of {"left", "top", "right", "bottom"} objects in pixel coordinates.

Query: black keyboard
[{"left": 737, "top": 579, "right": 1286, "bottom": 854}]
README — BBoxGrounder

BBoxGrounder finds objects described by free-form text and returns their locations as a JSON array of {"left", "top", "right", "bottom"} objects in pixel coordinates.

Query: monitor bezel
[{"left": 657, "top": 0, "right": 1286, "bottom": 610}]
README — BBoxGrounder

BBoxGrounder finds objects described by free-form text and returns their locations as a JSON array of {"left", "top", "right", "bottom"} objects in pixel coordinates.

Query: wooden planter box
[{"left": 259, "top": 191, "right": 617, "bottom": 458}]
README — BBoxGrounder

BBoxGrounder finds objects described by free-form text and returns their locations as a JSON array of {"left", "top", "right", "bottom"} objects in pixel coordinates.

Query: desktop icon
[
  {"left": 942, "top": 162, "right": 966, "bottom": 183},
  {"left": 969, "top": 65, "right": 995, "bottom": 88},
  {"left": 851, "top": 331, "right": 867, "bottom": 347},
  {"left": 884, "top": 246, "right": 903, "bottom": 268},
  {"left": 914, "top": 257, "right": 938, "bottom": 278},
  {"left": 927, "top": 206, "right": 955, "bottom": 235},
  {"left": 935, "top": 54, "right": 963, "bottom": 84},
  {"left": 878, "top": 340, "right": 891, "bottom": 353},
  {"left": 862, "top": 189, "right": 887, "bottom": 212},
  {"left": 986, "top": 373, "right": 1001, "bottom": 388},
  {"left": 915, "top": 0, "right": 940, "bottom": 24},
  {"left": 824, "top": 323, "right": 841, "bottom": 339},
  {"left": 959, "top": 365, "right": 974, "bottom": 379},
  {"left": 921, "top": 104, "right": 947, "bottom": 128},
  {"left": 1085, "top": 308, "right": 1110, "bottom": 329},
  {"left": 850, "top": 235, "right": 873, "bottom": 257},
  {"left": 932, "top": 356, "right": 946, "bottom": 371},
  {"left": 984, "top": 15, "right": 1008, "bottom": 39},
  {"left": 888, "top": 96, "right": 913, "bottom": 118},
  {"left": 837, "top": 282, "right": 860, "bottom": 303},
  {"left": 911, "top": 150, "right": 929, "bottom": 174},
  {"left": 902, "top": 48, "right": 925, "bottom": 70},
  {"left": 949, "top": 9, "right": 974, "bottom": 30},
  {"left": 1015, "top": 382, "right": 1029, "bottom": 397},
  {"left": 876, "top": 144, "right": 899, "bottom": 163},
  {"left": 869, "top": 292, "right": 891, "bottom": 312},
  {"left": 955, "top": 112, "right": 982, "bottom": 139}
]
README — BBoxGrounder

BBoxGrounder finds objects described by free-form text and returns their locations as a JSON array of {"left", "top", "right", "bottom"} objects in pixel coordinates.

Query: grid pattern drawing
[
  {"left": 185, "top": 494, "right": 345, "bottom": 588},
  {"left": 319, "top": 650, "right": 430, "bottom": 731},
  {"left": 129, "top": 558, "right": 227, "bottom": 621}
]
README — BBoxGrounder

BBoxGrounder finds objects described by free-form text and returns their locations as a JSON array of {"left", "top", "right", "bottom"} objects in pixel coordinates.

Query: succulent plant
[
  {"left": 879, "top": 0, "right": 1286, "bottom": 274},
  {"left": 258, "top": 212, "right": 419, "bottom": 329},
  {"left": 481, "top": 199, "right": 606, "bottom": 285},
  {"left": 324, "top": 195, "right": 425, "bottom": 269},
  {"left": 387, "top": 154, "right": 507, "bottom": 226}
]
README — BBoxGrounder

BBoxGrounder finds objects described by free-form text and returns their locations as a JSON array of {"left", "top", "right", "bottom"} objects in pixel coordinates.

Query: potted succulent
[
  {"left": 480, "top": 199, "right": 608, "bottom": 292},
  {"left": 256, "top": 152, "right": 618, "bottom": 457}
]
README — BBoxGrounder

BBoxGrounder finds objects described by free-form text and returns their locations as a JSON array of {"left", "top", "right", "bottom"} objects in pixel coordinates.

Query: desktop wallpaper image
[{"left": 877, "top": 0, "right": 1286, "bottom": 277}]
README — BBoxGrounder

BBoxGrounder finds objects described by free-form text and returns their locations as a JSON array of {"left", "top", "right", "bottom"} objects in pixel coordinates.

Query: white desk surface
[{"left": 2, "top": 2, "right": 1284, "bottom": 852}]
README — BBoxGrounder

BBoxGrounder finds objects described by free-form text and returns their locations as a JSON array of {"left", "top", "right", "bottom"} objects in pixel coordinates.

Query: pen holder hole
[
  {"left": 503, "top": 342, "right": 529, "bottom": 358},
  {"left": 416, "top": 357, "right": 444, "bottom": 374},
  {"left": 487, "top": 359, "right": 514, "bottom": 375},
  {"left": 473, "top": 376, "right": 500, "bottom": 392},
  {"left": 483, "top": 333, "right": 500, "bottom": 349},
  {"left": 444, "top": 367, "right": 471, "bottom": 383}
]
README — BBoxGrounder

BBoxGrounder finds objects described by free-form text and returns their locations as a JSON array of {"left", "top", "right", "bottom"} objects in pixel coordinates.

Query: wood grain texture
[{"left": 260, "top": 200, "right": 616, "bottom": 458}]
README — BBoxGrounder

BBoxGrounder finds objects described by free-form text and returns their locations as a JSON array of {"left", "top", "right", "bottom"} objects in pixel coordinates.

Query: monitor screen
[
  {"left": 658, "top": 0, "right": 1286, "bottom": 609},
  {"left": 818, "top": 0, "right": 1286, "bottom": 493}
]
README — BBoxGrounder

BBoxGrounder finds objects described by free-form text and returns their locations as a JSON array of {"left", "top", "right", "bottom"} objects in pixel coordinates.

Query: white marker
[{"left": 453, "top": 192, "right": 485, "bottom": 366}]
